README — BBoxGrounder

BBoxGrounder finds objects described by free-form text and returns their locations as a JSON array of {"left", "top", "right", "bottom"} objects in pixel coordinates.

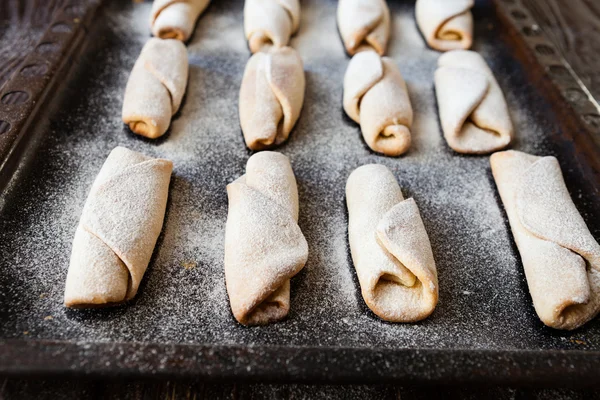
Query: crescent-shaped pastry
[
  {"left": 415, "top": 0, "right": 474, "bottom": 51},
  {"left": 337, "top": 0, "right": 391, "bottom": 56},
  {"left": 122, "top": 38, "right": 188, "bottom": 139},
  {"left": 224, "top": 152, "right": 308, "bottom": 325},
  {"left": 150, "top": 0, "right": 211, "bottom": 42},
  {"left": 346, "top": 164, "right": 438, "bottom": 322},
  {"left": 491, "top": 150, "right": 600, "bottom": 330},
  {"left": 244, "top": 0, "right": 301, "bottom": 53},
  {"left": 435, "top": 50, "right": 513, "bottom": 154},
  {"left": 343, "top": 50, "right": 413, "bottom": 157},
  {"left": 64, "top": 147, "right": 173, "bottom": 308},
  {"left": 239, "top": 46, "right": 305, "bottom": 150}
]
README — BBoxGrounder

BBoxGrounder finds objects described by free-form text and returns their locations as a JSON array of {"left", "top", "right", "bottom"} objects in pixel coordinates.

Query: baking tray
[{"left": 1, "top": 0, "right": 600, "bottom": 386}]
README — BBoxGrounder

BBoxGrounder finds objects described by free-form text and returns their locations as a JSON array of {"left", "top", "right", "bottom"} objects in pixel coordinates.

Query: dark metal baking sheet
[{"left": 1, "top": 0, "right": 600, "bottom": 386}]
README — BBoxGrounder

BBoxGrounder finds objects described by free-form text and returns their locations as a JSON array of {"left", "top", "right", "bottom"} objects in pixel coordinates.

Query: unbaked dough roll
[
  {"left": 491, "top": 150, "right": 600, "bottom": 330},
  {"left": 435, "top": 50, "right": 513, "bottom": 154},
  {"left": 346, "top": 164, "right": 438, "bottom": 322},
  {"left": 150, "top": 0, "right": 211, "bottom": 42},
  {"left": 64, "top": 147, "right": 173, "bottom": 308},
  {"left": 122, "top": 38, "right": 188, "bottom": 139},
  {"left": 225, "top": 152, "right": 308, "bottom": 326},
  {"left": 239, "top": 46, "right": 305, "bottom": 150},
  {"left": 416, "top": 0, "right": 474, "bottom": 51},
  {"left": 343, "top": 50, "right": 413, "bottom": 157},
  {"left": 244, "top": 0, "right": 301, "bottom": 53},
  {"left": 337, "top": 0, "right": 390, "bottom": 56}
]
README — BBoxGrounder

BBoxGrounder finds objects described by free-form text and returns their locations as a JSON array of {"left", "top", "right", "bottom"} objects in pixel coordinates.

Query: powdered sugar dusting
[{"left": 0, "top": 0, "right": 599, "bottom": 353}]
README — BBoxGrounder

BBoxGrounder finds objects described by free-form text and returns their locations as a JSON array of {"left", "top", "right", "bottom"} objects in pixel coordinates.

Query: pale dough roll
[
  {"left": 150, "top": 0, "right": 211, "bottom": 42},
  {"left": 343, "top": 50, "right": 413, "bottom": 157},
  {"left": 64, "top": 147, "right": 173, "bottom": 308},
  {"left": 346, "top": 164, "right": 438, "bottom": 322},
  {"left": 435, "top": 50, "right": 513, "bottom": 154},
  {"left": 337, "top": 0, "right": 390, "bottom": 56},
  {"left": 224, "top": 152, "right": 308, "bottom": 326},
  {"left": 415, "top": 0, "right": 474, "bottom": 51},
  {"left": 239, "top": 46, "right": 305, "bottom": 150},
  {"left": 122, "top": 38, "right": 188, "bottom": 139},
  {"left": 244, "top": 0, "right": 301, "bottom": 53},
  {"left": 491, "top": 150, "right": 600, "bottom": 330}
]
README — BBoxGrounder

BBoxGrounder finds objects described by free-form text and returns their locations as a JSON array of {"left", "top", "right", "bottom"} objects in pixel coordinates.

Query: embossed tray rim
[{"left": 1, "top": 0, "right": 599, "bottom": 386}]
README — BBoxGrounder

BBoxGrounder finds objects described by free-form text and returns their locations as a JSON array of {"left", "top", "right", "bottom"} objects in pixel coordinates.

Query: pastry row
[
  {"left": 124, "top": 0, "right": 507, "bottom": 156},
  {"left": 149, "top": 0, "right": 475, "bottom": 52},
  {"left": 72, "top": 0, "right": 599, "bottom": 332},
  {"left": 64, "top": 147, "right": 600, "bottom": 331}
]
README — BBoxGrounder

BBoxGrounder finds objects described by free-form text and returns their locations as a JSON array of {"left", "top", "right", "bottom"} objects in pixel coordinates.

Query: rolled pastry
[
  {"left": 337, "top": 0, "right": 390, "bottom": 56},
  {"left": 343, "top": 50, "right": 413, "bottom": 157},
  {"left": 244, "top": 0, "right": 301, "bottom": 53},
  {"left": 491, "top": 150, "right": 600, "bottom": 330},
  {"left": 150, "top": 0, "right": 211, "bottom": 42},
  {"left": 64, "top": 147, "right": 173, "bottom": 308},
  {"left": 415, "top": 0, "right": 474, "bottom": 51},
  {"left": 239, "top": 46, "right": 305, "bottom": 150},
  {"left": 224, "top": 152, "right": 308, "bottom": 325},
  {"left": 122, "top": 38, "right": 188, "bottom": 139},
  {"left": 346, "top": 164, "right": 438, "bottom": 322},
  {"left": 435, "top": 50, "right": 513, "bottom": 154}
]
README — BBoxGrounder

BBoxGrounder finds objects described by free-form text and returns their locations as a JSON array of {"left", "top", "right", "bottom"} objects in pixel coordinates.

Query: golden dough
[
  {"left": 122, "top": 38, "right": 188, "bottom": 139},
  {"left": 435, "top": 50, "right": 513, "bottom": 154},
  {"left": 64, "top": 147, "right": 173, "bottom": 308},
  {"left": 239, "top": 46, "right": 305, "bottom": 150},
  {"left": 416, "top": 0, "right": 474, "bottom": 51},
  {"left": 491, "top": 150, "right": 600, "bottom": 330},
  {"left": 343, "top": 50, "right": 412, "bottom": 156},
  {"left": 150, "top": 0, "right": 211, "bottom": 42},
  {"left": 224, "top": 152, "right": 308, "bottom": 325},
  {"left": 244, "top": 0, "right": 301, "bottom": 53},
  {"left": 337, "top": 0, "right": 390, "bottom": 56},
  {"left": 346, "top": 164, "right": 438, "bottom": 322}
]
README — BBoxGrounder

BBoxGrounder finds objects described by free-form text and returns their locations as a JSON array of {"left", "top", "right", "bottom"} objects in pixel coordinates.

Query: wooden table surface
[{"left": 2, "top": 0, "right": 600, "bottom": 398}]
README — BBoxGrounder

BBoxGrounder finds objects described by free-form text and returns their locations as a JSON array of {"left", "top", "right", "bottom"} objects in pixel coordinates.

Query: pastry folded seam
[
  {"left": 224, "top": 152, "right": 308, "bottom": 326},
  {"left": 346, "top": 165, "right": 438, "bottom": 322},
  {"left": 416, "top": 0, "right": 474, "bottom": 51},
  {"left": 369, "top": 198, "right": 438, "bottom": 319},
  {"left": 343, "top": 51, "right": 413, "bottom": 156},
  {"left": 244, "top": 0, "right": 301, "bottom": 53},
  {"left": 435, "top": 50, "right": 512, "bottom": 154},
  {"left": 122, "top": 38, "right": 188, "bottom": 139},
  {"left": 239, "top": 47, "right": 305, "bottom": 150},
  {"left": 150, "top": 0, "right": 211, "bottom": 41},
  {"left": 516, "top": 157, "right": 600, "bottom": 268},
  {"left": 337, "top": 0, "right": 390, "bottom": 56},
  {"left": 81, "top": 159, "right": 171, "bottom": 293},
  {"left": 491, "top": 150, "right": 600, "bottom": 330},
  {"left": 376, "top": 199, "right": 437, "bottom": 289},
  {"left": 64, "top": 147, "right": 173, "bottom": 308}
]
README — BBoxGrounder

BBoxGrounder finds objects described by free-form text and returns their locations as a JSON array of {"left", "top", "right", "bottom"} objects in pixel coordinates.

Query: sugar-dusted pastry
[
  {"left": 343, "top": 50, "right": 413, "bottom": 156},
  {"left": 346, "top": 164, "right": 438, "bottom": 322},
  {"left": 435, "top": 50, "right": 513, "bottom": 154},
  {"left": 337, "top": 0, "right": 390, "bottom": 56},
  {"left": 64, "top": 147, "right": 173, "bottom": 308},
  {"left": 244, "top": 0, "right": 301, "bottom": 53},
  {"left": 150, "top": 0, "right": 211, "bottom": 42},
  {"left": 122, "top": 38, "right": 188, "bottom": 139},
  {"left": 415, "top": 0, "right": 474, "bottom": 51},
  {"left": 224, "top": 152, "right": 308, "bottom": 325},
  {"left": 491, "top": 150, "right": 600, "bottom": 330},
  {"left": 239, "top": 46, "right": 305, "bottom": 150}
]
